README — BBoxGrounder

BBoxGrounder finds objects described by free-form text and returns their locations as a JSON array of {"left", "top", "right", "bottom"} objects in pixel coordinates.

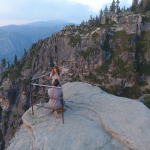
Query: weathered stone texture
[{"left": 7, "top": 82, "right": 150, "bottom": 150}]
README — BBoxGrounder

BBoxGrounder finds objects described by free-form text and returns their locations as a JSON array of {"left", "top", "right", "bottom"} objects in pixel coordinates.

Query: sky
[{"left": 0, "top": 0, "right": 132, "bottom": 26}]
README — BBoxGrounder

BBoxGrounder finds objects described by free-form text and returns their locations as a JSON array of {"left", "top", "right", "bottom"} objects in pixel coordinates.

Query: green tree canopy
[
  {"left": 14, "top": 55, "right": 17, "bottom": 66},
  {"left": 2, "top": 59, "right": 6, "bottom": 68},
  {"left": 110, "top": 0, "right": 116, "bottom": 13},
  {"left": 104, "top": 5, "right": 109, "bottom": 15},
  {"left": 116, "top": 0, "right": 120, "bottom": 13},
  {"left": 24, "top": 48, "right": 27, "bottom": 55},
  {"left": 7, "top": 61, "right": 10, "bottom": 68}
]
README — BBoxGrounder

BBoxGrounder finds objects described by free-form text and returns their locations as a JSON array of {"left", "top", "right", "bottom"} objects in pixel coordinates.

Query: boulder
[{"left": 7, "top": 82, "right": 150, "bottom": 150}]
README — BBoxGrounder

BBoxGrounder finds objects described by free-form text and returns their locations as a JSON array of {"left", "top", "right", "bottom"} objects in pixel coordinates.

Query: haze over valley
[{"left": 0, "top": 20, "right": 73, "bottom": 65}]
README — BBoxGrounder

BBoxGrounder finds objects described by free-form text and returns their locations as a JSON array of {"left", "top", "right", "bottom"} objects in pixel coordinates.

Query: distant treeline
[
  {"left": 0, "top": 49, "right": 27, "bottom": 73},
  {"left": 132, "top": 0, "right": 150, "bottom": 12},
  {"left": 81, "top": 0, "right": 150, "bottom": 25}
]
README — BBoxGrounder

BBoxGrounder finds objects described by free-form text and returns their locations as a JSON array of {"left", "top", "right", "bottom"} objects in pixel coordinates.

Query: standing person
[
  {"left": 48, "top": 79, "right": 64, "bottom": 118},
  {"left": 43, "top": 66, "right": 61, "bottom": 87}
]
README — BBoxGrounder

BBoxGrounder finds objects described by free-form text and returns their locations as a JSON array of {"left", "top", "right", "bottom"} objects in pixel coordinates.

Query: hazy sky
[{"left": 0, "top": 0, "right": 132, "bottom": 26}]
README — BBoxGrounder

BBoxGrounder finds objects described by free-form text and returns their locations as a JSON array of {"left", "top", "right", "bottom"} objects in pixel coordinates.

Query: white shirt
[{"left": 51, "top": 73, "right": 61, "bottom": 81}]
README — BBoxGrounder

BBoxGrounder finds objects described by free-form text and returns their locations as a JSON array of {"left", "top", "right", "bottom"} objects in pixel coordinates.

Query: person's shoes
[
  {"left": 63, "top": 106, "right": 67, "bottom": 112},
  {"left": 54, "top": 111, "right": 59, "bottom": 118}
]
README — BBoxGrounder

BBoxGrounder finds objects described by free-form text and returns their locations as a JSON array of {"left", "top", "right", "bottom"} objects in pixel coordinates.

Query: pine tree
[
  {"left": 24, "top": 48, "right": 26, "bottom": 55},
  {"left": 116, "top": 0, "right": 120, "bottom": 13},
  {"left": 82, "top": 20, "right": 85, "bottom": 25},
  {"left": 145, "top": 31, "right": 150, "bottom": 58},
  {"left": 2, "top": 59, "right": 6, "bottom": 69},
  {"left": 147, "top": 0, "right": 150, "bottom": 11},
  {"left": 118, "top": 7, "right": 121, "bottom": 13},
  {"left": 95, "top": 15, "right": 100, "bottom": 26},
  {"left": 124, "top": 6, "right": 126, "bottom": 11},
  {"left": 7, "top": 61, "right": 10, "bottom": 68},
  {"left": 131, "top": 0, "right": 139, "bottom": 12},
  {"left": 93, "top": 17, "right": 96, "bottom": 25},
  {"left": 14, "top": 55, "right": 17, "bottom": 66},
  {"left": 90, "top": 15, "right": 93, "bottom": 21},
  {"left": 89, "top": 15, "right": 93, "bottom": 25},
  {"left": 99, "top": 9, "right": 103, "bottom": 20},
  {"left": 139, "top": 0, "right": 143, "bottom": 9},
  {"left": 109, "top": 6, "right": 112, "bottom": 13},
  {"left": 142, "top": 0, "right": 147, "bottom": 12},
  {"left": 110, "top": 0, "right": 116, "bottom": 13},
  {"left": 0, "top": 65, "right": 3, "bottom": 73},
  {"left": 104, "top": 5, "right": 109, "bottom": 15}
]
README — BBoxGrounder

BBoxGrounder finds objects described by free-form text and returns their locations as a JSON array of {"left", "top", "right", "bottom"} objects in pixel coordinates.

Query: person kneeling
[{"left": 48, "top": 79, "right": 64, "bottom": 118}]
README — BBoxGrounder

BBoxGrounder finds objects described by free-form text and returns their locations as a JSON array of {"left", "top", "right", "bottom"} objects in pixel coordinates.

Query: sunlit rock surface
[{"left": 7, "top": 82, "right": 150, "bottom": 150}]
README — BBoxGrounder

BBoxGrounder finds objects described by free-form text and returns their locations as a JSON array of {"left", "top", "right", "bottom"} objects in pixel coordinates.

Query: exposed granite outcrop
[
  {"left": 7, "top": 82, "right": 150, "bottom": 150},
  {"left": 101, "top": 13, "right": 150, "bottom": 34}
]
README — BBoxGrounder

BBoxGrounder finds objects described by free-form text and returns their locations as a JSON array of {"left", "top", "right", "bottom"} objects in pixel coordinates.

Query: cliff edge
[{"left": 7, "top": 82, "right": 150, "bottom": 150}]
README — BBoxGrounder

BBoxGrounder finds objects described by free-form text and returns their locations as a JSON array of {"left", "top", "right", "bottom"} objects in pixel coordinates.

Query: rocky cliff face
[
  {"left": 7, "top": 82, "right": 150, "bottom": 150},
  {"left": 0, "top": 21, "right": 73, "bottom": 65},
  {"left": 0, "top": 12, "right": 150, "bottom": 149}
]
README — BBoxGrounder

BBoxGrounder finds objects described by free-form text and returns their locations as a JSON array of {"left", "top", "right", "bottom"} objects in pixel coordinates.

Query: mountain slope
[
  {"left": 0, "top": 20, "right": 73, "bottom": 64},
  {"left": 0, "top": 32, "right": 31, "bottom": 63},
  {"left": 0, "top": 12, "right": 150, "bottom": 149}
]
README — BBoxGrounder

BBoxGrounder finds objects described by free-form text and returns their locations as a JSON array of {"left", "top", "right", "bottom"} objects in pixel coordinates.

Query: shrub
[
  {"left": 143, "top": 95, "right": 150, "bottom": 109},
  {"left": 79, "top": 49, "right": 92, "bottom": 59},
  {"left": 101, "top": 21, "right": 116, "bottom": 29},
  {"left": 1, "top": 61, "right": 25, "bottom": 80},
  {"left": 143, "top": 88, "right": 150, "bottom": 94},
  {"left": 9, "top": 69, "right": 18, "bottom": 80},
  {"left": 78, "top": 47, "right": 100, "bottom": 59},
  {"left": 142, "top": 14, "right": 150, "bottom": 24},
  {"left": 120, "top": 86, "right": 141, "bottom": 99},
  {"left": 3, "top": 111, "right": 9, "bottom": 118},
  {"left": 0, "top": 106, "right": 2, "bottom": 120},
  {"left": 100, "top": 86, "right": 113, "bottom": 94},
  {"left": 22, "top": 104, "right": 28, "bottom": 111},
  {"left": 0, "top": 129, "right": 3, "bottom": 142},
  {"left": 25, "top": 44, "right": 41, "bottom": 69},
  {"left": 138, "top": 63, "right": 150, "bottom": 76},
  {"left": 0, "top": 87, "right": 4, "bottom": 92},
  {"left": 111, "top": 30, "right": 133, "bottom": 42},
  {"left": 84, "top": 73, "right": 102, "bottom": 84},
  {"left": 139, "top": 82, "right": 148, "bottom": 86},
  {"left": 92, "top": 32, "right": 99, "bottom": 44},
  {"left": 21, "top": 79, "right": 29, "bottom": 85},
  {"left": 68, "top": 37, "right": 81, "bottom": 47},
  {"left": 54, "top": 45, "right": 58, "bottom": 53},
  {"left": 13, "top": 114, "right": 17, "bottom": 118}
]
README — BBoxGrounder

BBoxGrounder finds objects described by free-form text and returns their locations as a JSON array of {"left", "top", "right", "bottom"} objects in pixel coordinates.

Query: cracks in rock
[
  {"left": 41, "top": 132, "right": 47, "bottom": 150},
  {"left": 96, "top": 113, "right": 132, "bottom": 150},
  {"left": 9, "top": 125, "right": 34, "bottom": 150},
  {"left": 82, "top": 106, "right": 131, "bottom": 149},
  {"left": 65, "top": 105, "right": 75, "bottom": 111},
  {"left": 88, "top": 93, "right": 102, "bottom": 99},
  {"left": 23, "top": 124, "right": 35, "bottom": 149},
  {"left": 67, "top": 100, "right": 92, "bottom": 107}
]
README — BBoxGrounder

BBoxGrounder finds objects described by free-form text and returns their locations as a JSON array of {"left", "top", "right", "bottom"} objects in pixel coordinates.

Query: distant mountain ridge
[
  {"left": 26, "top": 20, "right": 69, "bottom": 27},
  {"left": 1, "top": 12, "right": 150, "bottom": 150},
  {"left": 0, "top": 32, "right": 31, "bottom": 64},
  {"left": 0, "top": 20, "right": 73, "bottom": 65}
]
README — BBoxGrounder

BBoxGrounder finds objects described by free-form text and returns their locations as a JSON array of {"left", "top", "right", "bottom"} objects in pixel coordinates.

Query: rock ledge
[{"left": 7, "top": 82, "right": 150, "bottom": 150}]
